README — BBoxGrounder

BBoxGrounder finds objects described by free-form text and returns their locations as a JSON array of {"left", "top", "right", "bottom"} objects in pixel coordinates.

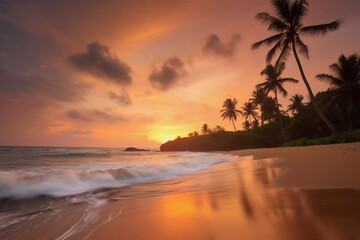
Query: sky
[{"left": 0, "top": 0, "right": 359, "bottom": 148}]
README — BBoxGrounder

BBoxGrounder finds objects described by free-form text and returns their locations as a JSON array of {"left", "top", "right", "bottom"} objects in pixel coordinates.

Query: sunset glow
[{"left": 0, "top": 0, "right": 359, "bottom": 148}]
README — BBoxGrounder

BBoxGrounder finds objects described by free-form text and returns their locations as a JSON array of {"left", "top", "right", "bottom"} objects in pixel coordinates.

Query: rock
[{"left": 124, "top": 147, "right": 150, "bottom": 152}]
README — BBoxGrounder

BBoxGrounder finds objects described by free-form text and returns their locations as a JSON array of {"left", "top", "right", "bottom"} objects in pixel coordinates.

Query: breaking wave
[{"left": 0, "top": 152, "right": 231, "bottom": 199}]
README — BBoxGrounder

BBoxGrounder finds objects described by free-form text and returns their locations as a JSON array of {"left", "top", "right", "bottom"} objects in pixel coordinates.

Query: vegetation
[
  {"left": 287, "top": 94, "right": 304, "bottom": 115},
  {"left": 316, "top": 54, "right": 360, "bottom": 130},
  {"left": 257, "top": 62, "right": 299, "bottom": 141},
  {"left": 252, "top": 0, "right": 341, "bottom": 136},
  {"left": 220, "top": 98, "right": 242, "bottom": 131},
  {"left": 160, "top": 0, "right": 359, "bottom": 152}
]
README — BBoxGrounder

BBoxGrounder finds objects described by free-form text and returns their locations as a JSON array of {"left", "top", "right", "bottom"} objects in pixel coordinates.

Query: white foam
[{"left": 0, "top": 152, "right": 232, "bottom": 199}]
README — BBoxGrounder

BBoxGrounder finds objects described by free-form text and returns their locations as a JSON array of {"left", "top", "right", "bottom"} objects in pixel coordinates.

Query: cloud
[
  {"left": 148, "top": 57, "right": 188, "bottom": 91},
  {"left": 66, "top": 109, "right": 128, "bottom": 123},
  {"left": 108, "top": 91, "right": 132, "bottom": 106},
  {"left": 69, "top": 42, "right": 132, "bottom": 86},
  {"left": 66, "top": 110, "right": 93, "bottom": 122},
  {"left": 203, "top": 34, "right": 241, "bottom": 57},
  {"left": 93, "top": 110, "right": 127, "bottom": 122},
  {"left": 0, "top": 66, "right": 90, "bottom": 105},
  {"left": 71, "top": 129, "right": 93, "bottom": 135}
]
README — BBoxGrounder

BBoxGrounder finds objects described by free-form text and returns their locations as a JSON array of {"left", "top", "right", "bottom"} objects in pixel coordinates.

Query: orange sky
[{"left": 0, "top": 0, "right": 359, "bottom": 148}]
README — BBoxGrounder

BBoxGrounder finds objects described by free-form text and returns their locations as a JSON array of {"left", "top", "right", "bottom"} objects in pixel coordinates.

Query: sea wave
[
  {"left": 41, "top": 152, "right": 111, "bottom": 158},
  {"left": 0, "top": 153, "right": 231, "bottom": 199}
]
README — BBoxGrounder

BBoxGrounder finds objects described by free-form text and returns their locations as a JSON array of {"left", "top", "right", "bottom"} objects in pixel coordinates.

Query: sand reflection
[
  {"left": 2, "top": 156, "right": 360, "bottom": 239},
  {"left": 89, "top": 156, "right": 360, "bottom": 240}
]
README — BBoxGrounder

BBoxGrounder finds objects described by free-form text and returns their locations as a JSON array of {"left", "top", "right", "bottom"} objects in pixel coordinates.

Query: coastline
[
  {"left": 2, "top": 143, "right": 360, "bottom": 239},
  {"left": 226, "top": 142, "right": 360, "bottom": 189}
]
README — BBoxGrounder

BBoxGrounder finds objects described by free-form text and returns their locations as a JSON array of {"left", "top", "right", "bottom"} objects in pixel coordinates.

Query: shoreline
[
  {"left": 225, "top": 142, "right": 360, "bottom": 189},
  {"left": 1, "top": 143, "right": 360, "bottom": 239}
]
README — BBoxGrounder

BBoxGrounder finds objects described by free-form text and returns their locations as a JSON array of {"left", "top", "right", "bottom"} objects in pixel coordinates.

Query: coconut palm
[
  {"left": 221, "top": 98, "right": 242, "bottom": 131},
  {"left": 316, "top": 54, "right": 360, "bottom": 130},
  {"left": 257, "top": 63, "right": 299, "bottom": 141},
  {"left": 213, "top": 125, "right": 225, "bottom": 133},
  {"left": 252, "top": 0, "right": 341, "bottom": 136},
  {"left": 201, "top": 123, "right": 211, "bottom": 135},
  {"left": 287, "top": 94, "right": 305, "bottom": 114},
  {"left": 243, "top": 121, "right": 251, "bottom": 131},
  {"left": 250, "top": 87, "right": 267, "bottom": 126},
  {"left": 262, "top": 97, "right": 278, "bottom": 122},
  {"left": 241, "top": 102, "right": 259, "bottom": 126}
]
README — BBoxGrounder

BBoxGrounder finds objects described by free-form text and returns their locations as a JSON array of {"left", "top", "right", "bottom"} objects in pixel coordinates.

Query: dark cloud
[
  {"left": 108, "top": 91, "right": 132, "bottom": 106},
  {"left": 66, "top": 110, "right": 93, "bottom": 122},
  {"left": 0, "top": 67, "right": 90, "bottom": 104},
  {"left": 93, "top": 110, "right": 127, "bottom": 122},
  {"left": 203, "top": 34, "right": 241, "bottom": 57},
  {"left": 66, "top": 109, "right": 127, "bottom": 123},
  {"left": 148, "top": 57, "right": 187, "bottom": 91},
  {"left": 69, "top": 42, "right": 132, "bottom": 86}
]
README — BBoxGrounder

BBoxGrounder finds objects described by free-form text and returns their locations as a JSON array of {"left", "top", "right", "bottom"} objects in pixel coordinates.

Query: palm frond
[
  {"left": 295, "top": 36, "right": 309, "bottom": 59},
  {"left": 277, "top": 84, "right": 288, "bottom": 96},
  {"left": 275, "top": 61, "right": 286, "bottom": 74},
  {"left": 252, "top": 33, "right": 284, "bottom": 49},
  {"left": 271, "top": 0, "right": 291, "bottom": 23},
  {"left": 265, "top": 39, "right": 284, "bottom": 63},
  {"left": 329, "top": 63, "right": 342, "bottom": 77},
  {"left": 255, "top": 12, "right": 288, "bottom": 31},
  {"left": 275, "top": 39, "right": 290, "bottom": 66},
  {"left": 316, "top": 74, "right": 343, "bottom": 86},
  {"left": 279, "top": 77, "right": 299, "bottom": 83},
  {"left": 292, "top": 0, "right": 309, "bottom": 25},
  {"left": 299, "top": 21, "right": 341, "bottom": 36}
]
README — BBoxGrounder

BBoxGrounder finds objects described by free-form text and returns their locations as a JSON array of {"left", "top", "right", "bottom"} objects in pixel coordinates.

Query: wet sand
[{"left": 2, "top": 143, "right": 360, "bottom": 239}]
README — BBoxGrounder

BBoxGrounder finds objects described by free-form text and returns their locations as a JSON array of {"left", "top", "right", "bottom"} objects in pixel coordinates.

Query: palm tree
[
  {"left": 243, "top": 120, "right": 251, "bottom": 131},
  {"left": 201, "top": 123, "right": 211, "bottom": 135},
  {"left": 257, "top": 63, "right": 299, "bottom": 141},
  {"left": 221, "top": 98, "right": 242, "bottom": 131},
  {"left": 241, "top": 102, "right": 259, "bottom": 126},
  {"left": 250, "top": 87, "right": 267, "bottom": 126},
  {"left": 213, "top": 125, "right": 225, "bottom": 133},
  {"left": 316, "top": 54, "right": 360, "bottom": 130},
  {"left": 262, "top": 97, "right": 278, "bottom": 122},
  {"left": 252, "top": 0, "right": 341, "bottom": 136},
  {"left": 287, "top": 94, "right": 305, "bottom": 114}
]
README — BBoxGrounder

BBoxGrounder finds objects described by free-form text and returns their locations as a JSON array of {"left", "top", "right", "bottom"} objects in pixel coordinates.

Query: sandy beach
[{"left": 2, "top": 143, "right": 360, "bottom": 240}]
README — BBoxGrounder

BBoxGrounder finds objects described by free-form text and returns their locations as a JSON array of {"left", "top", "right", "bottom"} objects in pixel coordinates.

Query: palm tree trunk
[
  {"left": 292, "top": 41, "right": 339, "bottom": 137},
  {"left": 261, "top": 104, "right": 264, "bottom": 126},
  {"left": 231, "top": 119, "right": 237, "bottom": 131},
  {"left": 274, "top": 88, "right": 286, "bottom": 142}
]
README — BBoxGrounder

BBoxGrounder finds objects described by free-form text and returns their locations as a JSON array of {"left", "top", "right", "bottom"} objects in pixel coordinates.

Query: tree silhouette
[
  {"left": 250, "top": 87, "right": 267, "bottom": 126},
  {"left": 252, "top": 0, "right": 341, "bottom": 136},
  {"left": 316, "top": 54, "right": 360, "bottom": 130},
  {"left": 241, "top": 102, "right": 259, "bottom": 126},
  {"left": 242, "top": 120, "right": 251, "bottom": 131},
  {"left": 257, "top": 63, "right": 299, "bottom": 141},
  {"left": 201, "top": 123, "right": 211, "bottom": 135},
  {"left": 221, "top": 98, "right": 242, "bottom": 131},
  {"left": 213, "top": 125, "right": 225, "bottom": 133},
  {"left": 287, "top": 94, "right": 305, "bottom": 115},
  {"left": 262, "top": 97, "right": 278, "bottom": 122}
]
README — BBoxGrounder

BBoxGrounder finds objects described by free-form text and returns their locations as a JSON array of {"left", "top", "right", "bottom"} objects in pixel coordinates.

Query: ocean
[{"left": 0, "top": 146, "right": 233, "bottom": 239}]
